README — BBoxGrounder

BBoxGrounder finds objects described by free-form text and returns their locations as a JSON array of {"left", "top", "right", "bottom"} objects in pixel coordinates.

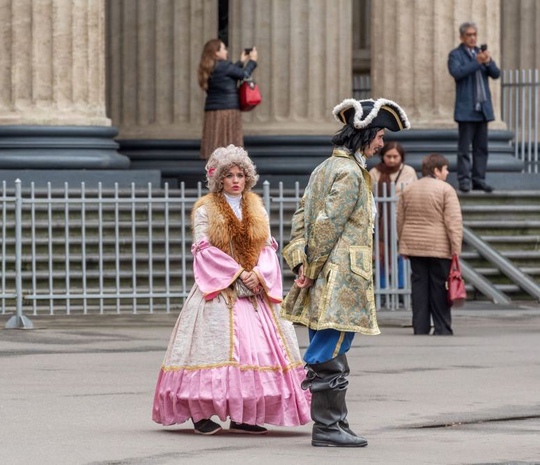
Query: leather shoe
[
  {"left": 458, "top": 183, "right": 471, "bottom": 193},
  {"left": 472, "top": 182, "right": 494, "bottom": 193}
]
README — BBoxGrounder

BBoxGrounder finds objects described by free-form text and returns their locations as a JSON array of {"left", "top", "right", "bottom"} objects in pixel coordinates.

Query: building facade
[{"left": 0, "top": 0, "right": 539, "bottom": 186}]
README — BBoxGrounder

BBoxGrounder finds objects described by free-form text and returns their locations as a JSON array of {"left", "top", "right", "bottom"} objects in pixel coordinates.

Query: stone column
[
  {"left": 369, "top": 0, "right": 524, "bottom": 181},
  {"left": 501, "top": 0, "right": 540, "bottom": 70},
  {"left": 106, "top": 0, "right": 217, "bottom": 139},
  {"left": 371, "top": 0, "right": 503, "bottom": 129},
  {"left": 0, "top": 0, "right": 128, "bottom": 170},
  {"left": 229, "top": 0, "right": 352, "bottom": 136}
]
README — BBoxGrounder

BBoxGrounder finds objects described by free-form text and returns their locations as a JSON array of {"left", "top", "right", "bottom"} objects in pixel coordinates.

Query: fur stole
[{"left": 191, "top": 192, "right": 269, "bottom": 271}]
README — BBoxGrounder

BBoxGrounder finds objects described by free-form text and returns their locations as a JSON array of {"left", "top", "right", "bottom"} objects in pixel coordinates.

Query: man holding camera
[{"left": 448, "top": 21, "right": 500, "bottom": 193}]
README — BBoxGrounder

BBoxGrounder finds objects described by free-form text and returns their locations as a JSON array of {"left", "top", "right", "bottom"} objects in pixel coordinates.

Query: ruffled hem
[{"left": 152, "top": 364, "right": 311, "bottom": 427}]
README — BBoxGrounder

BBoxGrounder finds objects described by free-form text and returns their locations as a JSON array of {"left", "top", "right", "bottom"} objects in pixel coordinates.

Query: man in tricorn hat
[{"left": 281, "top": 98, "right": 410, "bottom": 447}]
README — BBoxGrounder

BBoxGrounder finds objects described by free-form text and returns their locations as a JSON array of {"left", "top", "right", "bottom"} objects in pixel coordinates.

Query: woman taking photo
[
  {"left": 152, "top": 145, "right": 310, "bottom": 435},
  {"left": 198, "top": 39, "right": 258, "bottom": 159}
]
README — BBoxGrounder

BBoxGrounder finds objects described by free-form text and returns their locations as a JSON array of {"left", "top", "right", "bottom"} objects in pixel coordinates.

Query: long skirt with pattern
[
  {"left": 152, "top": 285, "right": 311, "bottom": 427},
  {"left": 200, "top": 109, "right": 243, "bottom": 159}
]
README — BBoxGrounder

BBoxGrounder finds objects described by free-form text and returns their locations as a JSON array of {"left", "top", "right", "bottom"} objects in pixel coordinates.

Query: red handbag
[
  {"left": 238, "top": 78, "right": 262, "bottom": 112},
  {"left": 447, "top": 254, "right": 466, "bottom": 307}
]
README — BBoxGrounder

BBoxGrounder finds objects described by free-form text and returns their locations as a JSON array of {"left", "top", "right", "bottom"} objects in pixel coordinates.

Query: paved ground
[{"left": 1, "top": 301, "right": 540, "bottom": 465}]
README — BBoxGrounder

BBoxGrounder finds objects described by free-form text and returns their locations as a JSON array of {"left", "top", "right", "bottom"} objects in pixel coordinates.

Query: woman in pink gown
[{"left": 152, "top": 145, "right": 311, "bottom": 435}]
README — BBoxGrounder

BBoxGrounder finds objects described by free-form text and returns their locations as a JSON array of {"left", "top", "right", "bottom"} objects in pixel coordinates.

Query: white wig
[{"left": 205, "top": 145, "right": 259, "bottom": 193}]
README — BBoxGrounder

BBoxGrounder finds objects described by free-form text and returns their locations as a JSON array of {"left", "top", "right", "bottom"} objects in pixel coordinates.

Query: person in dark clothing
[
  {"left": 448, "top": 22, "right": 500, "bottom": 193},
  {"left": 197, "top": 39, "right": 258, "bottom": 159}
]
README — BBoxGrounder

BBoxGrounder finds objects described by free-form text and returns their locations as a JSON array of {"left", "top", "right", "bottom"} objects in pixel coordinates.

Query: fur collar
[{"left": 192, "top": 192, "right": 269, "bottom": 271}]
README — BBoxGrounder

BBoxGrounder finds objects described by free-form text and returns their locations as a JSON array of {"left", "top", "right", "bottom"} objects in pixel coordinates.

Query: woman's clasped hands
[{"left": 240, "top": 270, "right": 261, "bottom": 293}]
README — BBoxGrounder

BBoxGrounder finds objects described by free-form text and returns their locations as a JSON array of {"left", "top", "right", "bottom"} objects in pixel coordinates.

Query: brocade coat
[{"left": 281, "top": 148, "right": 380, "bottom": 335}]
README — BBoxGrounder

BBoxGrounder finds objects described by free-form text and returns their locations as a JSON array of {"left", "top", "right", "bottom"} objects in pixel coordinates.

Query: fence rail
[
  {"left": 501, "top": 69, "right": 540, "bottom": 173},
  {"left": 2, "top": 180, "right": 407, "bottom": 326}
]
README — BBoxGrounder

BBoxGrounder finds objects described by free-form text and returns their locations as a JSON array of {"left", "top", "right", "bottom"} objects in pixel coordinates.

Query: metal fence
[
  {"left": 501, "top": 69, "right": 540, "bottom": 173},
  {"left": 372, "top": 182, "right": 412, "bottom": 311},
  {"left": 2, "top": 180, "right": 407, "bottom": 326}
]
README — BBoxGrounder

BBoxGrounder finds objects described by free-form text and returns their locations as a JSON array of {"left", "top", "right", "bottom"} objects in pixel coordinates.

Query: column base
[
  {"left": 380, "top": 128, "right": 523, "bottom": 173},
  {"left": 119, "top": 130, "right": 528, "bottom": 190},
  {"left": 0, "top": 126, "right": 131, "bottom": 169},
  {"left": 0, "top": 169, "right": 161, "bottom": 189},
  {"left": 380, "top": 128, "right": 528, "bottom": 190}
]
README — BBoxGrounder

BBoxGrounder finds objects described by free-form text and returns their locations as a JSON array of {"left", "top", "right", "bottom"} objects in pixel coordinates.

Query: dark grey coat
[{"left": 447, "top": 44, "right": 500, "bottom": 122}]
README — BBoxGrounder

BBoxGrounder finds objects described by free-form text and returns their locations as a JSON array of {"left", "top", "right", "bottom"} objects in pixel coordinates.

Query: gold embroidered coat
[{"left": 281, "top": 148, "right": 380, "bottom": 335}]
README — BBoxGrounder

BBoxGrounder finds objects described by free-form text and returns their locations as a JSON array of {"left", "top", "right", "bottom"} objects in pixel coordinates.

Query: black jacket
[{"left": 204, "top": 59, "right": 257, "bottom": 111}]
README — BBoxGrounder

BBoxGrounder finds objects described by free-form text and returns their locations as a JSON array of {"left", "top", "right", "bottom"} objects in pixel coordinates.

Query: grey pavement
[{"left": 1, "top": 301, "right": 540, "bottom": 465}]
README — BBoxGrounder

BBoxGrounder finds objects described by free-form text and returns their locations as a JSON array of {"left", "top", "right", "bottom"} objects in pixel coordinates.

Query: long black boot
[
  {"left": 302, "top": 354, "right": 361, "bottom": 438},
  {"left": 302, "top": 354, "right": 368, "bottom": 447}
]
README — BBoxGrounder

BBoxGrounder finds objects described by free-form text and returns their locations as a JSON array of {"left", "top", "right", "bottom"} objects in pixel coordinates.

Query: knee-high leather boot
[{"left": 302, "top": 354, "right": 368, "bottom": 447}]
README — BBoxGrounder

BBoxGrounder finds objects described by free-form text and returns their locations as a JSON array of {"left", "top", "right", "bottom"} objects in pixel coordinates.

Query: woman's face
[
  {"left": 382, "top": 148, "right": 402, "bottom": 168},
  {"left": 215, "top": 42, "right": 228, "bottom": 60},
  {"left": 434, "top": 165, "right": 449, "bottom": 181},
  {"left": 222, "top": 165, "right": 246, "bottom": 195}
]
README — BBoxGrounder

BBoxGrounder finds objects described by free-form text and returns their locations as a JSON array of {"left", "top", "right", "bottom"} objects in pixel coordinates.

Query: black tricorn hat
[{"left": 333, "top": 98, "right": 411, "bottom": 132}]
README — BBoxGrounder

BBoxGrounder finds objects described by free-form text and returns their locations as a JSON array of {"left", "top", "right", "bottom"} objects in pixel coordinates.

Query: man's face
[
  {"left": 460, "top": 27, "right": 478, "bottom": 48},
  {"left": 364, "top": 129, "right": 385, "bottom": 158}
]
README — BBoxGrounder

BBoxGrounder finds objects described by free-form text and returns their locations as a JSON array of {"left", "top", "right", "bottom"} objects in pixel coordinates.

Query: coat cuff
[
  {"left": 282, "top": 238, "right": 306, "bottom": 271},
  {"left": 304, "top": 256, "right": 328, "bottom": 280}
]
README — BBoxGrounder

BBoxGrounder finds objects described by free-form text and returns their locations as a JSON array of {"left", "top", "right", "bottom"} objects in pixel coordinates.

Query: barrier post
[{"left": 5, "top": 179, "right": 33, "bottom": 329}]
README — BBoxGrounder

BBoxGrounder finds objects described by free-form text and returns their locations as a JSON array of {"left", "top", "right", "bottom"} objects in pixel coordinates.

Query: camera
[
  {"left": 480, "top": 44, "right": 487, "bottom": 52},
  {"left": 244, "top": 47, "right": 253, "bottom": 54}
]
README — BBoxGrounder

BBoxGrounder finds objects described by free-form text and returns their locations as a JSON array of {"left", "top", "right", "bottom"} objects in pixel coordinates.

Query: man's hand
[
  {"left": 477, "top": 50, "right": 491, "bottom": 64},
  {"left": 294, "top": 265, "right": 314, "bottom": 289}
]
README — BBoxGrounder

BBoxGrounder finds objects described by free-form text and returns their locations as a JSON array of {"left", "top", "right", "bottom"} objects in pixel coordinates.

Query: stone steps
[{"left": 460, "top": 191, "right": 540, "bottom": 300}]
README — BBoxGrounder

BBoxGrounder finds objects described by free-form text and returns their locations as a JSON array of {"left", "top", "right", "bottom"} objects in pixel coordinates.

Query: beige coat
[
  {"left": 281, "top": 148, "right": 379, "bottom": 335},
  {"left": 369, "top": 163, "right": 418, "bottom": 195},
  {"left": 397, "top": 177, "right": 463, "bottom": 258}
]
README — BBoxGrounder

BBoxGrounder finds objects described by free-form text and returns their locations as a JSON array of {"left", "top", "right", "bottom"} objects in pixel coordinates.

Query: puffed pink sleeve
[
  {"left": 252, "top": 237, "right": 283, "bottom": 303},
  {"left": 191, "top": 206, "right": 243, "bottom": 300}
]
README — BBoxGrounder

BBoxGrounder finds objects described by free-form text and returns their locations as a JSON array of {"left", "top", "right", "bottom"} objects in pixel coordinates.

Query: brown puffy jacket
[{"left": 397, "top": 177, "right": 463, "bottom": 259}]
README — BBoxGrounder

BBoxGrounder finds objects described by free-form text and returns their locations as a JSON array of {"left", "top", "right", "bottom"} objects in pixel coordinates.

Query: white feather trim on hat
[
  {"left": 332, "top": 97, "right": 411, "bottom": 131},
  {"left": 332, "top": 98, "right": 371, "bottom": 127}
]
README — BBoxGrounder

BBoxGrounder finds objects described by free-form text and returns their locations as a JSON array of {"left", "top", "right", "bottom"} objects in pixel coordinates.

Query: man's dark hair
[
  {"left": 421, "top": 153, "right": 449, "bottom": 177},
  {"left": 331, "top": 125, "right": 382, "bottom": 153}
]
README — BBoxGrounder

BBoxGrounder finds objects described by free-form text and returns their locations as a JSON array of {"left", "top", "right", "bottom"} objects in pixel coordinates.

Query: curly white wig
[{"left": 205, "top": 145, "right": 259, "bottom": 193}]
